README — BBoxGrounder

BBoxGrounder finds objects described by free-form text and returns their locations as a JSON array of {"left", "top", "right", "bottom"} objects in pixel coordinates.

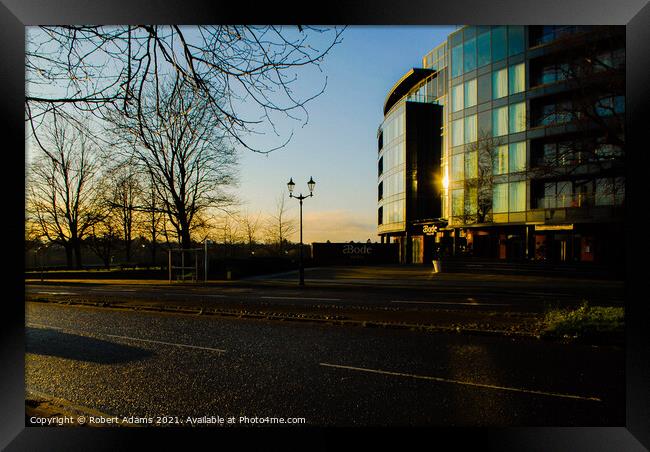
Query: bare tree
[
  {"left": 26, "top": 26, "right": 345, "bottom": 154},
  {"left": 27, "top": 115, "right": 104, "bottom": 268},
  {"left": 109, "top": 77, "right": 238, "bottom": 250},
  {"left": 103, "top": 164, "right": 143, "bottom": 263},
  {"left": 239, "top": 210, "right": 262, "bottom": 255},
  {"left": 463, "top": 133, "right": 503, "bottom": 225},
  {"left": 264, "top": 193, "right": 297, "bottom": 255},
  {"left": 87, "top": 214, "right": 120, "bottom": 269}
]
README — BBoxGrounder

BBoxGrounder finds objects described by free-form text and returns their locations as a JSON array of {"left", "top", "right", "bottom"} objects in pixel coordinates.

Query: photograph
[{"left": 2, "top": 0, "right": 649, "bottom": 450}]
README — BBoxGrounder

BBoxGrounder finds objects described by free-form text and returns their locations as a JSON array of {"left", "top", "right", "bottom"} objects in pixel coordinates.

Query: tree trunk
[
  {"left": 73, "top": 241, "right": 83, "bottom": 269},
  {"left": 64, "top": 244, "right": 73, "bottom": 269}
]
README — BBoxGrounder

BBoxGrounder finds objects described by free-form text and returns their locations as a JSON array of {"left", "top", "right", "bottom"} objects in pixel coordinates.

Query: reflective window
[
  {"left": 452, "top": 188, "right": 464, "bottom": 216},
  {"left": 451, "top": 84, "right": 464, "bottom": 112},
  {"left": 493, "top": 183, "right": 508, "bottom": 213},
  {"left": 494, "top": 145, "right": 508, "bottom": 175},
  {"left": 478, "top": 110, "right": 492, "bottom": 137},
  {"left": 477, "top": 73, "right": 491, "bottom": 104},
  {"left": 465, "top": 186, "right": 478, "bottom": 216},
  {"left": 452, "top": 118, "right": 464, "bottom": 146},
  {"left": 477, "top": 31, "right": 491, "bottom": 67},
  {"left": 509, "top": 102, "right": 526, "bottom": 133},
  {"left": 508, "top": 141, "right": 526, "bottom": 172},
  {"left": 508, "top": 26, "right": 525, "bottom": 56},
  {"left": 464, "top": 79, "right": 477, "bottom": 108},
  {"left": 492, "top": 68, "right": 508, "bottom": 99},
  {"left": 464, "top": 114, "right": 477, "bottom": 143},
  {"left": 493, "top": 106, "right": 508, "bottom": 136},
  {"left": 465, "top": 150, "right": 478, "bottom": 179},
  {"left": 509, "top": 181, "right": 526, "bottom": 211},
  {"left": 451, "top": 153, "right": 464, "bottom": 181},
  {"left": 508, "top": 63, "right": 525, "bottom": 94},
  {"left": 463, "top": 37, "right": 476, "bottom": 73},
  {"left": 451, "top": 44, "right": 463, "bottom": 79},
  {"left": 492, "top": 26, "right": 507, "bottom": 62}
]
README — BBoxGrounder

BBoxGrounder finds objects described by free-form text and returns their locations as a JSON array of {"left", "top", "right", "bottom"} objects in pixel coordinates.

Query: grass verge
[{"left": 541, "top": 301, "right": 624, "bottom": 344}]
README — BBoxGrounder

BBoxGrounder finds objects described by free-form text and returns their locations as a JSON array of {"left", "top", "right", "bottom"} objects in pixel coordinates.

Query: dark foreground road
[{"left": 25, "top": 302, "right": 624, "bottom": 426}]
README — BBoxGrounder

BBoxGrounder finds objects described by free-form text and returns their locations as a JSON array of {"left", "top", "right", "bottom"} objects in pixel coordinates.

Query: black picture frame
[{"left": 2, "top": 0, "right": 649, "bottom": 450}]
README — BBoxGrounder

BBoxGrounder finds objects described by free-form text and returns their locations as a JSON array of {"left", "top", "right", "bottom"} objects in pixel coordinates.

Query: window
[
  {"left": 508, "top": 26, "right": 524, "bottom": 56},
  {"left": 478, "top": 110, "right": 492, "bottom": 136},
  {"left": 452, "top": 189, "right": 464, "bottom": 216},
  {"left": 493, "top": 183, "right": 508, "bottom": 213},
  {"left": 451, "top": 44, "right": 463, "bottom": 78},
  {"left": 378, "top": 207, "right": 383, "bottom": 225},
  {"left": 494, "top": 144, "right": 508, "bottom": 175},
  {"left": 508, "top": 63, "right": 525, "bottom": 94},
  {"left": 595, "top": 177, "right": 625, "bottom": 206},
  {"left": 492, "top": 68, "right": 508, "bottom": 99},
  {"left": 378, "top": 181, "right": 383, "bottom": 201},
  {"left": 452, "top": 84, "right": 464, "bottom": 112},
  {"left": 451, "top": 153, "right": 464, "bottom": 181},
  {"left": 477, "top": 31, "right": 491, "bottom": 67},
  {"left": 477, "top": 73, "right": 491, "bottom": 104},
  {"left": 493, "top": 106, "right": 508, "bottom": 136},
  {"left": 509, "top": 102, "right": 526, "bottom": 133},
  {"left": 464, "top": 114, "right": 477, "bottom": 143},
  {"left": 452, "top": 118, "right": 464, "bottom": 146},
  {"left": 465, "top": 186, "right": 478, "bottom": 216},
  {"left": 378, "top": 157, "right": 383, "bottom": 176},
  {"left": 464, "top": 37, "right": 477, "bottom": 73},
  {"left": 464, "top": 79, "right": 477, "bottom": 108},
  {"left": 465, "top": 150, "right": 478, "bottom": 179},
  {"left": 508, "top": 141, "right": 526, "bottom": 172},
  {"left": 509, "top": 181, "right": 526, "bottom": 211},
  {"left": 491, "top": 26, "right": 507, "bottom": 62}
]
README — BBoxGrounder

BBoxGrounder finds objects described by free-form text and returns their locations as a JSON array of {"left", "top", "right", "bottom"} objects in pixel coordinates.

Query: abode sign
[{"left": 312, "top": 242, "right": 398, "bottom": 265}]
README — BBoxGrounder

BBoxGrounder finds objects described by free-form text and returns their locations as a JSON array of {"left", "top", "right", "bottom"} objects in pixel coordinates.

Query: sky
[
  {"left": 234, "top": 26, "right": 456, "bottom": 243},
  {"left": 26, "top": 25, "right": 458, "bottom": 244}
]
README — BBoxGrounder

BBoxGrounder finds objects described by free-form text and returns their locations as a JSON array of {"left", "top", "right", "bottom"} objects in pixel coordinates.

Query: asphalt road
[
  {"left": 25, "top": 267, "right": 624, "bottom": 315},
  {"left": 25, "top": 302, "right": 624, "bottom": 426}
]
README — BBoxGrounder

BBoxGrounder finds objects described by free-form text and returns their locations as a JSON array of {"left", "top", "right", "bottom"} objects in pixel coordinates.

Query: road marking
[
  {"left": 34, "top": 291, "right": 75, "bottom": 296},
  {"left": 391, "top": 300, "right": 511, "bottom": 307},
  {"left": 171, "top": 293, "right": 228, "bottom": 298},
  {"left": 260, "top": 296, "right": 342, "bottom": 302},
  {"left": 26, "top": 322, "right": 226, "bottom": 354},
  {"left": 105, "top": 334, "right": 226, "bottom": 353},
  {"left": 27, "top": 322, "right": 62, "bottom": 330},
  {"left": 319, "top": 363, "right": 601, "bottom": 402}
]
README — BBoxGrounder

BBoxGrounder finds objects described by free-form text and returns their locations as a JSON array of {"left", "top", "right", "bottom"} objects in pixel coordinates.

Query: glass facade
[
  {"left": 378, "top": 102, "right": 406, "bottom": 231},
  {"left": 380, "top": 25, "right": 624, "bottom": 264}
]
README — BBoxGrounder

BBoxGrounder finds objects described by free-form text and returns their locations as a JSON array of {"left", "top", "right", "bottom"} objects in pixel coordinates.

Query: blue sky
[{"left": 236, "top": 26, "right": 456, "bottom": 243}]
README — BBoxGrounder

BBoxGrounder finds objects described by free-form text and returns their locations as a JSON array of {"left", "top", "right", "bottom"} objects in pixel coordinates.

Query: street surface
[{"left": 25, "top": 302, "right": 624, "bottom": 426}]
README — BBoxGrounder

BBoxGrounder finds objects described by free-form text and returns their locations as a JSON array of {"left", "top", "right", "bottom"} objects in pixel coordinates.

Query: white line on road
[
  {"left": 260, "top": 296, "right": 342, "bottom": 302},
  {"left": 34, "top": 291, "right": 76, "bottom": 296},
  {"left": 105, "top": 334, "right": 226, "bottom": 353},
  {"left": 391, "top": 300, "right": 511, "bottom": 306},
  {"left": 27, "top": 322, "right": 62, "bottom": 330},
  {"left": 26, "top": 321, "right": 226, "bottom": 354},
  {"left": 319, "top": 363, "right": 601, "bottom": 402}
]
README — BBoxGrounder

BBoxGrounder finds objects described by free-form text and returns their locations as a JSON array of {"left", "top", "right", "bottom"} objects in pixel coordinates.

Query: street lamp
[{"left": 287, "top": 177, "right": 316, "bottom": 286}]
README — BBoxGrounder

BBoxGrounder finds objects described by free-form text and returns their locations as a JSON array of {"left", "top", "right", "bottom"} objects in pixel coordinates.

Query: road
[
  {"left": 25, "top": 266, "right": 625, "bottom": 316},
  {"left": 25, "top": 302, "right": 624, "bottom": 426}
]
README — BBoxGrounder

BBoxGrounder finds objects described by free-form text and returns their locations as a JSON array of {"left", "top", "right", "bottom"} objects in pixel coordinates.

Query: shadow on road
[{"left": 26, "top": 327, "right": 153, "bottom": 364}]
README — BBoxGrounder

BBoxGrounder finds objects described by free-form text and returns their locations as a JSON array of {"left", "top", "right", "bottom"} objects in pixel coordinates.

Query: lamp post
[
  {"left": 204, "top": 239, "right": 212, "bottom": 283},
  {"left": 287, "top": 177, "right": 316, "bottom": 286}
]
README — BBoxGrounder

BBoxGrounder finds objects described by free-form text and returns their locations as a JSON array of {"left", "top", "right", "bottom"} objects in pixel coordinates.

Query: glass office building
[{"left": 378, "top": 26, "right": 625, "bottom": 264}]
